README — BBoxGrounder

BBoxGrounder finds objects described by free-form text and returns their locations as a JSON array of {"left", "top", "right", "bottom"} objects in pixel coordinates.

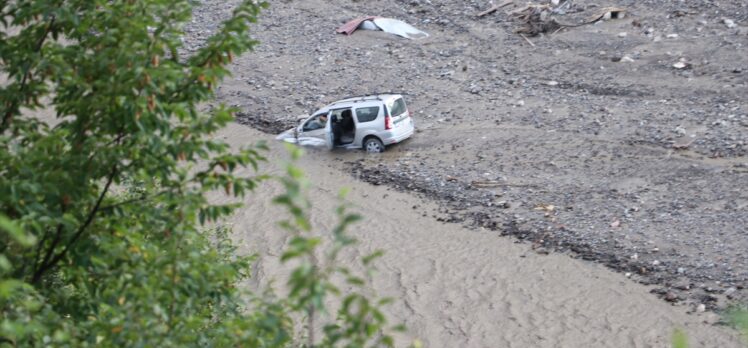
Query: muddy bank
[
  {"left": 347, "top": 156, "right": 747, "bottom": 309},
  {"left": 235, "top": 111, "right": 295, "bottom": 134}
]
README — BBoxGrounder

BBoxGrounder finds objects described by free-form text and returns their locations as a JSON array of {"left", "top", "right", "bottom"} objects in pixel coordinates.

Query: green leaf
[
  {"left": 0, "top": 215, "right": 35, "bottom": 247},
  {"left": 363, "top": 250, "right": 385, "bottom": 266},
  {"left": 672, "top": 329, "right": 688, "bottom": 348}
]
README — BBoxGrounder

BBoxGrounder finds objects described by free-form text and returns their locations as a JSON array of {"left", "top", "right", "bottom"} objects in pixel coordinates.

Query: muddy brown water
[{"left": 216, "top": 124, "right": 745, "bottom": 347}]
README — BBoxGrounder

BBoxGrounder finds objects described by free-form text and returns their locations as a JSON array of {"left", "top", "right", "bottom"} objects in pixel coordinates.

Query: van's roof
[{"left": 327, "top": 94, "right": 402, "bottom": 107}]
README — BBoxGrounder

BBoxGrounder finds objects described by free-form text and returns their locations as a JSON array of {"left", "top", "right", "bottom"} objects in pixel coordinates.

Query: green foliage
[
  {"left": 1, "top": 0, "right": 401, "bottom": 347},
  {"left": 728, "top": 308, "right": 748, "bottom": 344},
  {"left": 672, "top": 329, "right": 688, "bottom": 348},
  {"left": 672, "top": 308, "right": 748, "bottom": 348},
  {"left": 274, "top": 146, "right": 401, "bottom": 347},
  {"left": 1, "top": 0, "right": 270, "bottom": 344}
]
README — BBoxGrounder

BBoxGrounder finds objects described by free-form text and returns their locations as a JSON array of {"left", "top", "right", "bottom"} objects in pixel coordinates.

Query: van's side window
[{"left": 355, "top": 106, "right": 380, "bottom": 123}]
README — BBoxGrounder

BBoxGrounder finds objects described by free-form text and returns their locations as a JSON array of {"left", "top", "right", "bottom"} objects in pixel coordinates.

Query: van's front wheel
[{"left": 364, "top": 137, "right": 384, "bottom": 153}]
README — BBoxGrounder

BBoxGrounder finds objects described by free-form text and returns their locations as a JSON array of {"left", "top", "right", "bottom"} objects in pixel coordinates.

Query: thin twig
[
  {"left": 520, "top": 34, "right": 536, "bottom": 47},
  {"left": 477, "top": 0, "right": 514, "bottom": 17},
  {"left": 31, "top": 226, "right": 52, "bottom": 273},
  {"left": 166, "top": 230, "right": 183, "bottom": 332},
  {"left": 99, "top": 190, "right": 171, "bottom": 212},
  {"left": 308, "top": 304, "right": 315, "bottom": 348},
  {"left": 32, "top": 224, "right": 64, "bottom": 283}
]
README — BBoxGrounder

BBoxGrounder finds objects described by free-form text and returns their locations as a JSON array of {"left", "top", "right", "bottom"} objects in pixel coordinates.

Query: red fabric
[{"left": 336, "top": 16, "right": 381, "bottom": 35}]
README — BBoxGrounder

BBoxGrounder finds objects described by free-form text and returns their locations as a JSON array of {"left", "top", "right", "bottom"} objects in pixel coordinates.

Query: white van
[{"left": 275, "top": 94, "right": 415, "bottom": 153}]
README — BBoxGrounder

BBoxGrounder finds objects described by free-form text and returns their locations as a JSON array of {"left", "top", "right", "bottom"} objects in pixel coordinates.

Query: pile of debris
[
  {"left": 512, "top": 4, "right": 563, "bottom": 36},
  {"left": 480, "top": 0, "right": 627, "bottom": 37}
]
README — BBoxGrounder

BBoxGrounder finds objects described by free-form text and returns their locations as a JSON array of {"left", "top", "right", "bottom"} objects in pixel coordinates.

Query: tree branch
[
  {"left": 0, "top": 16, "right": 55, "bottom": 132},
  {"left": 25, "top": 223, "right": 61, "bottom": 280},
  {"left": 99, "top": 189, "right": 172, "bottom": 212},
  {"left": 31, "top": 163, "right": 118, "bottom": 284}
]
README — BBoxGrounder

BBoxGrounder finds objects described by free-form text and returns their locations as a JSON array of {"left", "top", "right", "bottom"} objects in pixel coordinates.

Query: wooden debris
[
  {"left": 520, "top": 34, "right": 536, "bottom": 46},
  {"left": 470, "top": 180, "right": 537, "bottom": 188},
  {"left": 512, "top": 4, "right": 561, "bottom": 36},
  {"left": 671, "top": 138, "right": 696, "bottom": 150},
  {"left": 510, "top": 3, "right": 628, "bottom": 37},
  {"left": 477, "top": 0, "right": 514, "bottom": 17},
  {"left": 585, "top": 7, "right": 626, "bottom": 24},
  {"left": 471, "top": 180, "right": 502, "bottom": 188},
  {"left": 534, "top": 204, "right": 555, "bottom": 212}
]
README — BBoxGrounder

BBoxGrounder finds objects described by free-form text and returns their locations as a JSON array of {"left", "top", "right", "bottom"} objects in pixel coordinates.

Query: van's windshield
[{"left": 387, "top": 97, "right": 407, "bottom": 117}]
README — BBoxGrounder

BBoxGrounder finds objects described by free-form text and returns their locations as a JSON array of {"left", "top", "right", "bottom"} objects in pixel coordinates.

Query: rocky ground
[{"left": 188, "top": 0, "right": 748, "bottom": 310}]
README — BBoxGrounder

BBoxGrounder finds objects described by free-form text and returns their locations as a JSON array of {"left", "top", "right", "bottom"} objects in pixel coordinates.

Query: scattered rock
[
  {"left": 665, "top": 291, "right": 679, "bottom": 302},
  {"left": 725, "top": 287, "right": 737, "bottom": 298},
  {"left": 620, "top": 56, "right": 635, "bottom": 63},
  {"left": 534, "top": 246, "right": 550, "bottom": 255},
  {"left": 723, "top": 18, "right": 737, "bottom": 29}
]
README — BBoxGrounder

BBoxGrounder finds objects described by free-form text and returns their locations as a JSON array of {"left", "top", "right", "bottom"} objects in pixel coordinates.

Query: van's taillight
[{"left": 385, "top": 115, "right": 393, "bottom": 130}]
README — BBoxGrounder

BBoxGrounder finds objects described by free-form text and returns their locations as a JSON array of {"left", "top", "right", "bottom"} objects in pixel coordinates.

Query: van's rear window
[{"left": 387, "top": 98, "right": 407, "bottom": 117}]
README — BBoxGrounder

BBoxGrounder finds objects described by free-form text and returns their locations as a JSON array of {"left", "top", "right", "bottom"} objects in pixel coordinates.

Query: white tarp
[
  {"left": 337, "top": 17, "right": 429, "bottom": 40},
  {"left": 362, "top": 18, "right": 429, "bottom": 40}
]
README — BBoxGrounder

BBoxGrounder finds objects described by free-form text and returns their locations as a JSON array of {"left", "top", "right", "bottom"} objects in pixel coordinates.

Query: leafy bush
[{"left": 0, "top": 1, "right": 401, "bottom": 346}]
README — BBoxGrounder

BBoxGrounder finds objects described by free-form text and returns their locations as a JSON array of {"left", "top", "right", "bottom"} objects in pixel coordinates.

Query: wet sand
[{"left": 214, "top": 124, "right": 744, "bottom": 347}]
